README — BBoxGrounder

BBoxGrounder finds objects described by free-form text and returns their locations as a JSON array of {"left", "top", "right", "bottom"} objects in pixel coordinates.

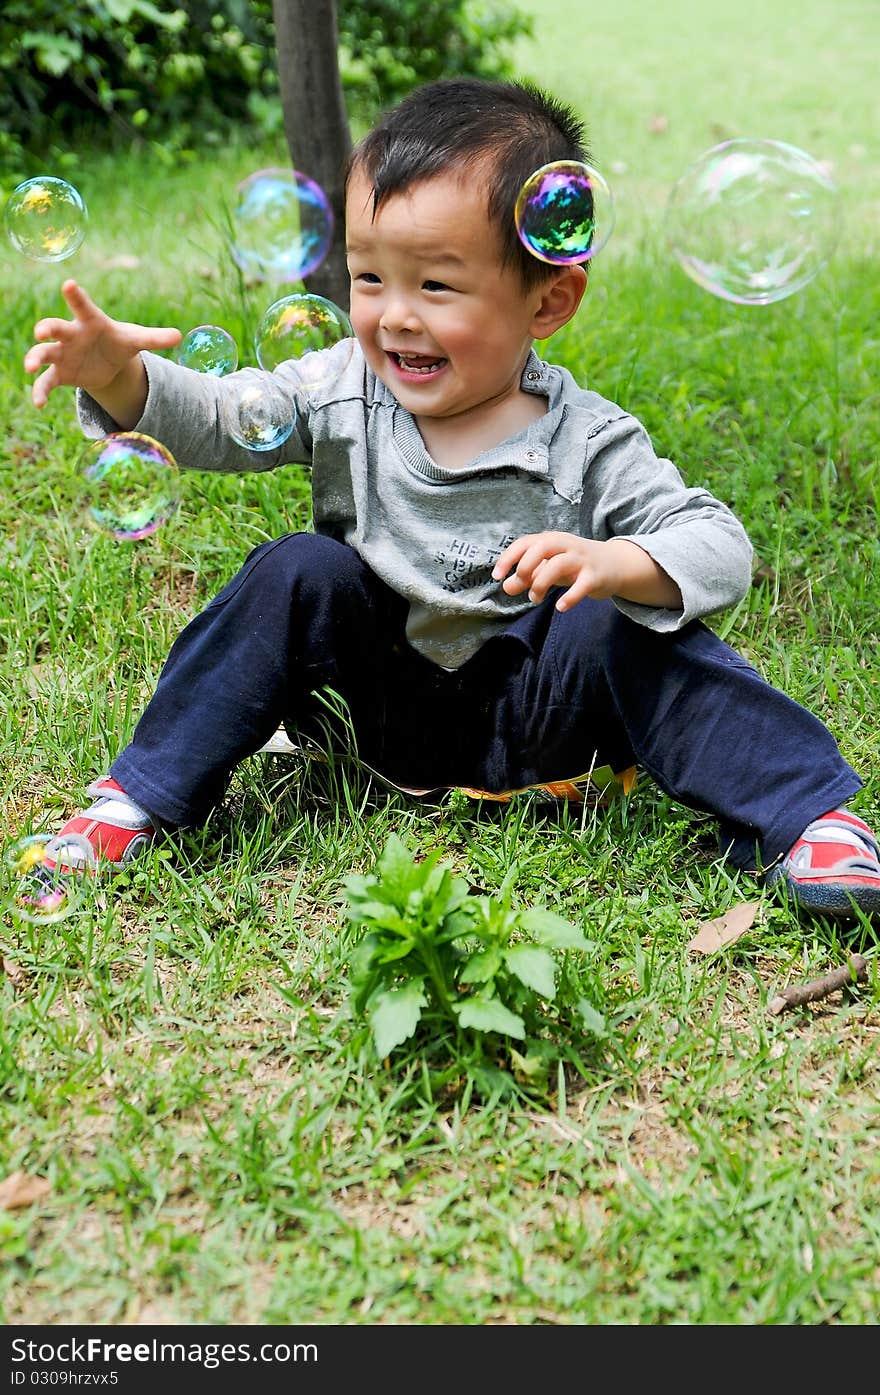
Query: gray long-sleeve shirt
[{"left": 78, "top": 342, "right": 753, "bottom": 669}]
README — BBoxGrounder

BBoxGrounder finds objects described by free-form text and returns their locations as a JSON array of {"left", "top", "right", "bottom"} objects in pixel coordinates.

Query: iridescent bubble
[
  {"left": 231, "top": 168, "right": 333, "bottom": 282},
  {"left": 254, "top": 292, "right": 354, "bottom": 393},
  {"left": 665, "top": 139, "right": 839, "bottom": 305},
  {"left": 4, "top": 832, "right": 96, "bottom": 924},
  {"left": 223, "top": 377, "right": 296, "bottom": 452},
  {"left": 78, "top": 432, "right": 182, "bottom": 541},
  {"left": 515, "top": 161, "right": 615, "bottom": 264},
  {"left": 4, "top": 176, "right": 88, "bottom": 262},
  {"left": 288, "top": 338, "right": 358, "bottom": 398},
  {"left": 177, "top": 325, "right": 238, "bottom": 376}
]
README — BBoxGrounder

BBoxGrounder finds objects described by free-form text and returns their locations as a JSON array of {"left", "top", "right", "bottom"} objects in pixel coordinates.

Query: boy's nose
[{"left": 379, "top": 297, "right": 422, "bottom": 335}]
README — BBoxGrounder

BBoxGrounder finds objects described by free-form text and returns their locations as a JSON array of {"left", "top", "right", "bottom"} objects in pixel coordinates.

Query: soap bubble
[
  {"left": 231, "top": 168, "right": 333, "bottom": 282},
  {"left": 665, "top": 139, "right": 839, "bottom": 305},
  {"left": 4, "top": 176, "right": 88, "bottom": 262},
  {"left": 223, "top": 377, "right": 296, "bottom": 452},
  {"left": 515, "top": 161, "right": 615, "bottom": 264},
  {"left": 255, "top": 292, "right": 354, "bottom": 394},
  {"left": 288, "top": 338, "right": 358, "bottom": 398},
  {"left": 78, "top": 432, "right": 182, "bottom": 541},
  {"left": 4, "top": 832, "right": 96, "bottom": 924},
  {"left": 177, "top": 325, "right": 238, "bottom": 376}
]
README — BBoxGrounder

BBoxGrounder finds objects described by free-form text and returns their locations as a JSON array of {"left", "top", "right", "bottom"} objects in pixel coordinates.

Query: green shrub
[
  {"left": 342, "top": 834, "right": 605, "bottom": 1101},
  {"left": 1, "top": 1, "right": 278, "bottom": 172},
  {"left": 0, "top": 1, "right": 532, "bottom": 171},
  {"left": 338, "top": 0, "right": 533, "bottom": 126}
]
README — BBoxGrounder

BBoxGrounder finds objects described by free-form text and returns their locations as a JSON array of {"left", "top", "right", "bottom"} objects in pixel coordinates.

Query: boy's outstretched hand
[
  {"left": 492, "top": 531, "right": 682, "bottom": 612},
  {"left": 24, "top": 279, "right": 181, "bottom": 426}
]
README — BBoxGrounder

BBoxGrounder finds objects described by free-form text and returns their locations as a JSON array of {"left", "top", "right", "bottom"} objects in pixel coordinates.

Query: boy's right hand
[{"left": 24, "top": 279, "right": 181, "bottom": 423}]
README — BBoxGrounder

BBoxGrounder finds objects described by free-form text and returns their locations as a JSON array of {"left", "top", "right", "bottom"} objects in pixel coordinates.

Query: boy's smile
[{"left": 345, "top": 170, "right": 583, "bottom": 456}]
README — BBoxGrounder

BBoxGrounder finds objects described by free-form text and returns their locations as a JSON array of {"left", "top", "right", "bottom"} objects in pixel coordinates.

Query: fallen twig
[{"left": 768, "top": 953, "right": 869, "bottom": 1017}]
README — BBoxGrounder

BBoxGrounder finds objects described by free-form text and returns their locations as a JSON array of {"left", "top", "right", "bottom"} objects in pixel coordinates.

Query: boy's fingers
[
  {"left": 556, "top": 576, "right": 592, "bottom": 611},
  {"left": 502, "top": 573, "right": 529, "bottom": 594},
  {"left": 527, "top": 555, "right": 570, "bottom": 601},
  {"left": 25, "top": 341, "right": 65, "bottom": 374},
  {"left": 491, "top": 535, "right": 534, "bottom": 579},
  {"left": 117, "top": 323, "right": 181, "bottom": 353},
  {"left": 492, "top": 556, "right": 515, "bottom": 579},
  {"left": 31, "top": 364, "right": 58, "bottom": 408},
  {"left": 33, "top": 318, "right": 73, "bottom": 342},
  {"left": 61, "top": 279, "right": 96, "bottom": 314},
  {"left": 141, "top": 326, "right": 182, "bottom": 349},
  {"left": 513, "top": 543, "right": 552, "bottom": 581}
]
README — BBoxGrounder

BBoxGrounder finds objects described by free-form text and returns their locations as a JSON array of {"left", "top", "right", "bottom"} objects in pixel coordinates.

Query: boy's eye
[
  {"left": 423, "top": 280, "right": 452, "bottom": 292},
  {"left": 354, "top": 272, "right": 381, "bottom": 284}
]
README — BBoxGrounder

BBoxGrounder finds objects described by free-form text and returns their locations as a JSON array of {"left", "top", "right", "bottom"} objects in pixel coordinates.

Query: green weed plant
[{"left": 344, "top": 834, "right": 601, "bottom": 1097}]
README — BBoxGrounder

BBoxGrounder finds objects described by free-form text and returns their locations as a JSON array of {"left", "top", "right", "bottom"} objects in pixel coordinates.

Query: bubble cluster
[
  {"left": 515, "top": 161, "right": 615, "bottom": 265},
  {"left": 4, "top": 176, "right": 88, "bottom": 262},
  {"left": 254, "top": 293, "right": 353, "bottom": 393},
  {"left": 231, "top": 168, "right": 333, "bottom": 283},
  {"left": 177, "top": 325, "right": 238, "bottom": 376},
  {"left": 79, "top": 432, "right": 182, "bottom": 541},
  {"left": 4, "top": 832, "right": 96, "bottom": 924},
  {"left": 665, "top": 139, "right": 839, "bottom": 305},
  {"left": 223, "top": 378, "right": 296, "bottom": 452}
]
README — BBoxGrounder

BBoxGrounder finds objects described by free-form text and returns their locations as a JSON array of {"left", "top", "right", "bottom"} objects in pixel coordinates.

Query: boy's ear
[{"left": 529, "top": 264, "right": 588, "bottom": 338}]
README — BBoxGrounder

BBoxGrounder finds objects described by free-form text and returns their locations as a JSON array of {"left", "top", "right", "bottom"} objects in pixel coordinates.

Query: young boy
[{"left": 24, "top": 77, "right": 880, "bottom": 918}]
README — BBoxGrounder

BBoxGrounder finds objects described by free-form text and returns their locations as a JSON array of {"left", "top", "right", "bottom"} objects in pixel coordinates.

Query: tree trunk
[{"left": 272, "top": 0, "right": 352, "bottom": 311}]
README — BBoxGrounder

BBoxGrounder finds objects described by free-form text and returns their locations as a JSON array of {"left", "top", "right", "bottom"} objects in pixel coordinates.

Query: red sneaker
[
  {"left": 53, "top": 778, "right": 157, "bottom": 869},
  {"left": 766, "top": 808, "right": 880, "bottom": 917}
]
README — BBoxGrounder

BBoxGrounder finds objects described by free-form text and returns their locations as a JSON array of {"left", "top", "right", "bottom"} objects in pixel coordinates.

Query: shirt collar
[{"left": 519, "top": 347, "right": 557, "bottom": 403}]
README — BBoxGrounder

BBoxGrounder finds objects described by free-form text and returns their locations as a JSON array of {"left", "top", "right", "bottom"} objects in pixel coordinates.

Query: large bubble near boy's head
[
  {"left": 254, "top": 293, "right": 354, "bottom": 393},
  {"left": 4, "top": 176, "right": 88, "bottom": 262},
  {"left": 515, "top": 161, "right": 615, "bottom": 265},
  {"left": 665, "top": 139, "right": 839, "bottom": 305},
  {"left": 4, "top": 832, "right": 96, "bottom": 924},
  {"left": 78, "top": 432, "right": 182, "bottom": 541},
  {"left": 231, "top": 169, "right": 333, "bottom": 283}
]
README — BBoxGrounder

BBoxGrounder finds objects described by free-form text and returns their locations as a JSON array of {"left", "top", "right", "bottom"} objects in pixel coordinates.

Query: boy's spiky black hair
[{"left": 344, "top": 77, "right": 591, "bottom": 290}]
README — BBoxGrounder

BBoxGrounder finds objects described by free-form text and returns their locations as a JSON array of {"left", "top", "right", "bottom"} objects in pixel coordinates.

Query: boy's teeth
[{"left": 397, "top": 353, "right": 443, "bottom": 372}]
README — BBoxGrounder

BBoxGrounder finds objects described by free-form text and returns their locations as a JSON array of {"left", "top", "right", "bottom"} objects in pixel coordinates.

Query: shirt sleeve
[
  {"left": 76, "top": 350, "right": 314, "bottom": 473},
  {"left": 580, "top": 413, "right": 754, "bottom": 629}
]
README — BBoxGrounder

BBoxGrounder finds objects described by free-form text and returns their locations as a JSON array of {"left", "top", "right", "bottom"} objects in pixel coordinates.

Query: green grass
[{"left": 1, "top": 0, "right": 880, "bottom": 1326}]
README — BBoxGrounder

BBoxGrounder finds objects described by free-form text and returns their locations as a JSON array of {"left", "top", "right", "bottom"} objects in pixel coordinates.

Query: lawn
[{"left": 0, "top": 0, "right": 878, "bottom": 1326}]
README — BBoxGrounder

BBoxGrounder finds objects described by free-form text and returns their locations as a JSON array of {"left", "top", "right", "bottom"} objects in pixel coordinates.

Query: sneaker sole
[{"left": 767, "top": 868, "right": 880, "bottom": 917}]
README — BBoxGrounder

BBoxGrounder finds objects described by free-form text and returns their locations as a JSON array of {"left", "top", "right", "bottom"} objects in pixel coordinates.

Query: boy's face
[{"left": 346, "top": 169, "right": 548, "bottom": 424}]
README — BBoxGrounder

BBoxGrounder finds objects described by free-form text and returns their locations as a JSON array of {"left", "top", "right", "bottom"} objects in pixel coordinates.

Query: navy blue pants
[{"left": 111, "top": 533, "right": 861, "bottom": 868}]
